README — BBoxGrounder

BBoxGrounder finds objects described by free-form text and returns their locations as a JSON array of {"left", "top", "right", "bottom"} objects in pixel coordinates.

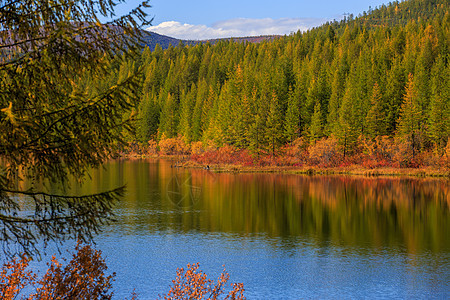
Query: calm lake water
[{"left": 31, "top": 159, "right": 450, "bottom": 298}]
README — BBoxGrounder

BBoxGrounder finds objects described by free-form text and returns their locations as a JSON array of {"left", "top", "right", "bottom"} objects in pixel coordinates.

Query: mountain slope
[
  {"left": 140, "top": 31, "right": 187, "bottom": 50},
  {"left": 141, "top": 30, "right": 283, "bottom": 50}
]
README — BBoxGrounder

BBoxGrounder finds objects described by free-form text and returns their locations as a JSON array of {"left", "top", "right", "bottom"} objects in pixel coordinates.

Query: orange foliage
[
  {"left": 373, "top": 135, "right": 396, "bottom": 160},
  {"left": 159, "top": 135, "right": 190, "bottom": 155},
  {"left": 0, "top": 256, "right": 35, "bottom": 299},
  {"left": 441, "top": 139, "right": 450, "bottom": 169},
  {"left": 159, "top": 263, "right": 245, "bottom": 300},
  {"left": 1, "top": 246, "right": 244, "bottom": 299},
  {"left": 281, "top": 138, "right": 308, "bottom": 166},
  {"left": 203, "top": 140, "right": 219, "bottom": 152},
  {"left": 187, "top": 136, "right": 449, "bottom": 171},
  {"left": 148, "top": 139, "right": 159, "bottom": 155},
  {"left": 191, "top": 141, "right": 205, "bottom": 155},
  {"left": 0, "top": 242, "right": 116, "bottom": 300},
  {"left": 191, "top": 145, "right": 254, "bottom": 166},
  {"left": 31, "top": 242, "right": 115, "bottom": 299},
  {"left": 307, "top": 138, "right": 342, "bottom": 167}
]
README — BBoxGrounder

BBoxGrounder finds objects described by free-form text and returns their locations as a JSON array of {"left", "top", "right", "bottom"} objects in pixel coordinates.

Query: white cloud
[{"left": 146, "top": 18, "right": 327, "bottom": 40}]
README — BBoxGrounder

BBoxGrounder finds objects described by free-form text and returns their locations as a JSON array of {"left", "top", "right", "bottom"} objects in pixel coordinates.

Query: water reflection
[
  {"left": 72, "top": 159, "right": 449, "bottom": 255},
  {"left": 14, "top": 159, "right": 439, "bottom": 298}
]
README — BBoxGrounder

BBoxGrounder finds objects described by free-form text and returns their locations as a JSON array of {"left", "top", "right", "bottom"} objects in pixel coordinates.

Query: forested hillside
[
  {"left": 140, "top": 31, "right": 189, "bottom": 50},
  {"left": 133, "top": 0, "right": 449, "bottom": 168}
]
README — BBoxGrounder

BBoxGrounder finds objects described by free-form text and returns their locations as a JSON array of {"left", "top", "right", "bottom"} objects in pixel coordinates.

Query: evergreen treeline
[{"left": 134, "top": 0, "right": 449, "bottom": 160}]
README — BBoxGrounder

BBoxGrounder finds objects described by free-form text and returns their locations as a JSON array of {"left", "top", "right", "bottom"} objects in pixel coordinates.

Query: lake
[{"left": 30, "top": 159, "right": 450, "bottom": 298}]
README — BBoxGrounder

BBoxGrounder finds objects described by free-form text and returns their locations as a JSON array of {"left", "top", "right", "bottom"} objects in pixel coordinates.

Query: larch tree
[
  {"left": 265, "top": 91, "right": 284, "bottom": 156},
  {"left": 385, "top": 57, "right": 406, "bottom": 134},
  {"left": 326, "top": 49, "right": 349, "bottom": 135},
  {"left": 137, "top": 91, "right": 161, "bottom": 143},
  {"left": 397, "top": 73, "right": 423, "bottom": 159},
  {"left": 335, "top": 61, "right": 366, "bottom": 157},
  {"left": 248, "top": 85, "right": 266, "bottom": 155},
  {"left": 427, "top": 56, "right": 449, "bottom": 150},
  {"left": 309, "top": 102, "right": 324, "bottom": 144},
  {"left": 160, "top": 93, "right": 180, "bottom": 138},
  {"left": 284, "top": 86, "right": 300, "bottom": 144},
  {"left": 177, "top": 88, "right": 193, "bottom": 142},
  {"left": 200, "top": 85, "right": 217, "bottom": 135},
  {"left": 365, "top": 82, "right": 386, "bottom": 139},
  {"left": 190, "top": 80, "right": 207, "bottom": 141},
  {"left": 234, "top": 94, "right": 254, "bottom": 149},
  {"left": 227, "top": 64, "right": 247, "bottom": 146},
  {"left": 0, "top": 0, "right": 150, "bottom": 257}
]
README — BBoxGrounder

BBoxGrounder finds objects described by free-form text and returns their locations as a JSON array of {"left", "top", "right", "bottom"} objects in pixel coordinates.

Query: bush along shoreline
[{"left": 120, "top": 136, "right": 450, "bottom": 178}]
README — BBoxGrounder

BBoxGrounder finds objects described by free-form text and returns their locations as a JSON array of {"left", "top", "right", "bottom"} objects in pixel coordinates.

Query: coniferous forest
[
  {"left": 132, "top": 0, "right": 449, "bottom": 170},
  {"left": 1, "top": 0, "right": 449, "bottom": 298}
]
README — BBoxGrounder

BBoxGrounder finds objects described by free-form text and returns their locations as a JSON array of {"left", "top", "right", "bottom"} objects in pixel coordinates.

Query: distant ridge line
[{"left": 141, "top": 30, "right": 282, "bottom": 50}]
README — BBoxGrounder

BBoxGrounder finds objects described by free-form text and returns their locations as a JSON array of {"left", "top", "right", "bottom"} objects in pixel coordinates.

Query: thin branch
[
  {"left": 1, "top": 186, "right": 124, "bottom": 200},
  {"left": 18, "top": 73, "right": 139, "bottom": 150}
]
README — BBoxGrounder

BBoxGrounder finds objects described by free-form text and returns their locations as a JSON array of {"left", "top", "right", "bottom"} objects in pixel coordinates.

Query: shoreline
[{"left": 123, "top": 154, "right": 450, "bottom": 178}]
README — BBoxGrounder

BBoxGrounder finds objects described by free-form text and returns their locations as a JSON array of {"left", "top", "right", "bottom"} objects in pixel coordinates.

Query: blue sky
[{"left": 113, "top": 0, "right": 390, "bottom": 39}]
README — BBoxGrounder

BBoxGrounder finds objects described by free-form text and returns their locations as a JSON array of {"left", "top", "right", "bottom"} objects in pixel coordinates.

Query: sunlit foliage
[
  {"left": 159, "top": 263, "right": 245, "bottom": 300},
  {"left": 0, "top": 242, "right": 116, "bottom": 299},
  {"left": 134, "top": 0, "right": 449, "bottom": 167},
  {"left": 1, "top": 247, "right": 245, "bottom": 299},
  {"left": 0, "top": 0, "right": 149, "bottom": 257}
]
